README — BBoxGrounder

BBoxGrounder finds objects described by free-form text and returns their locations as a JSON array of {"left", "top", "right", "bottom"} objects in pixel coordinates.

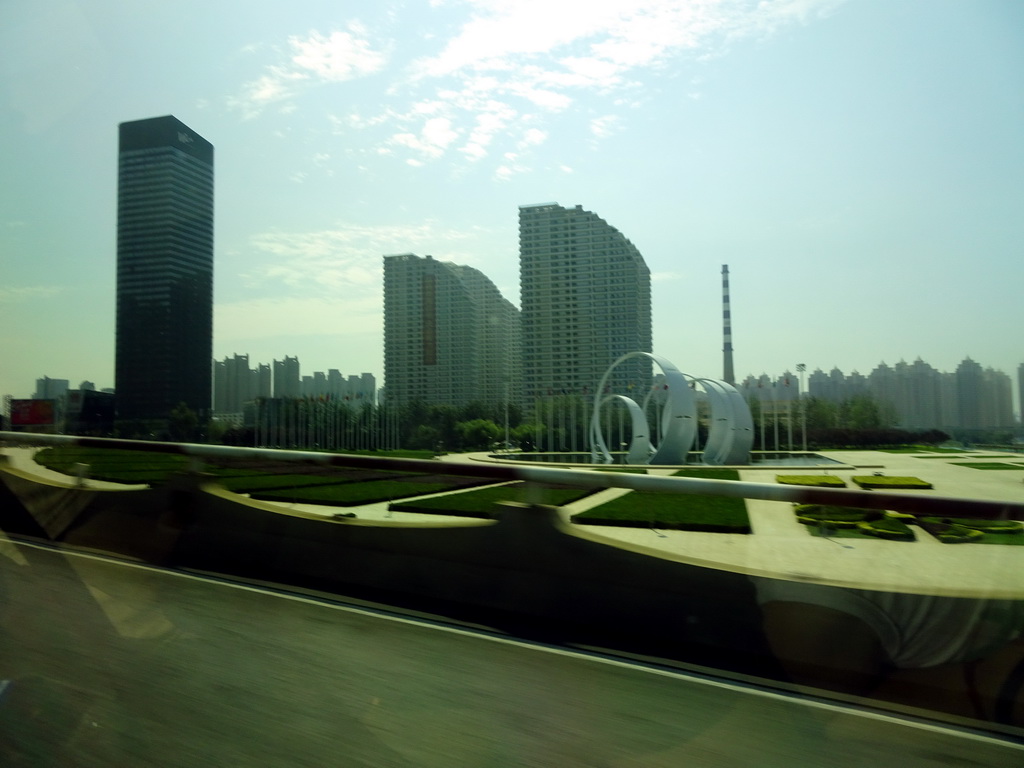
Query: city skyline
[{"left": 2, "top": 1, "right": 1023, "bottom": 414}]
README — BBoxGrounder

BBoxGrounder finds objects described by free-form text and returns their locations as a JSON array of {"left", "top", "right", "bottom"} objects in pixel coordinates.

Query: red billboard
[{"left": 10, "top": 399, "right": 56, "bottom": 426}]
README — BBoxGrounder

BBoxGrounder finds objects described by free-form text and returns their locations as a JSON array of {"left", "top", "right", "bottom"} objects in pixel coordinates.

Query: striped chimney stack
[{"left": 722, "top": 264, "right": 734, "bottom": 385}]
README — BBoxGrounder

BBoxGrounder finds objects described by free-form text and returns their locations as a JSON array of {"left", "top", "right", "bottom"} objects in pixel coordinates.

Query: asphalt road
[{"left": 1, "top": 540, "right": 1020, "bottom": 767}]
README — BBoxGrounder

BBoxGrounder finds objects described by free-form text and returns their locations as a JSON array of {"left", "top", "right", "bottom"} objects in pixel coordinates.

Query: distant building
[
  {"left": 787, "top": 357, "right": 1014, "bottom": 431},
  {"left": 33, "top": 377, "right": 69, "bottom": 400},
  {"left": 115, "top": 115, "right": 213, "bottom": 428},
  {"left": 383, "top": 253, "right": 519, "bottom": 408},
  {"left": 65, "top": 389, "right": 115, "bottom": 435},
  {"left": 213, "top": 354, "right": 270, "bottom": 415},
  {"left": 273, "top": 356, "right": 300, "bottom": 398},
  {"left": 518, "top": 203, "right": 651, "bottom": 403},
  {"left": 955, "top": 357, "right": 985, "bottom": 429},
  {"left": 1018, "top": 363, "right": 1024, "bottom": 423}
]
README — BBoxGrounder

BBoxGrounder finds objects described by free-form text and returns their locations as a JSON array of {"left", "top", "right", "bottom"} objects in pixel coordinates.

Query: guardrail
[{"left": 3, "top": 431, "right": 1021, "bottom": 520}]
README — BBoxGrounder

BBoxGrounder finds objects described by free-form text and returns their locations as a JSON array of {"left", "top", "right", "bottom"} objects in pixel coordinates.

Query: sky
[{"left": 2, "top": 0, "right": 1022, "bottom": 412}]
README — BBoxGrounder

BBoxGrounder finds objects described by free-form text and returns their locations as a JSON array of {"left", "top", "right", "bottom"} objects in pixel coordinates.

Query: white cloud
[
  {"left": 519, "top": 128, "right": 548, "bottom": 148},
  {"left": 290, "top": 26, "right": 387, "bottom": 81},
  {"left": 590, "top": 114, "right": 621, "bottom": 139},
  {"left": 0, "top": 285, "right": 64, "bottom": 302},
  {"left": 231, "top": 25, "right": 387, "bottom": 118},
  {"left": 243, "top": 221, "right": 484, "bottom": 295},
  {"left": 232, "top": 0, "right": 845, "bottom": 165}
]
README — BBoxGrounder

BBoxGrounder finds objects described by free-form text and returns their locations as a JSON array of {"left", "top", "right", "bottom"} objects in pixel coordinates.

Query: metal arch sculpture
[
  {"left": 595, "top": 394, "right": 652, "bottom": 465},
  {"left": 590, "top": 353, "right": 753, "bottom": 465},
  {"left": 695, "top": 378, "right": 754, "bottom": 465},
  {"left": 590, "top": 352, "right": 696, "bottom": 465}
]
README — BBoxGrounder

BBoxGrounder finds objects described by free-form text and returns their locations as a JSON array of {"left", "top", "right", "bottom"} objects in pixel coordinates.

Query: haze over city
[{"left": 2, "top": 0, "right": 1022, "bottom": 410}]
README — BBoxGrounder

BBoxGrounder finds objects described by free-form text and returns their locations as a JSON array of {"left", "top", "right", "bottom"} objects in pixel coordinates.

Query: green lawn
[
  {"left": 219, "top": 474, "right": 367, "bottom": 492},
  {"left": 34, "top": 446, "right": 189, "bottom": 485},
  {"left": 670, "top": 468, "right": 741, "bottom": 480},
  {"left": 572, "top": 490, "right": 750, "bottom": 533},
  {"left": 949, "top": 462, "right": 1024, "bottom": 470},
  {"left": 251, "top": 477, "right": 500, "bottom": 507}
]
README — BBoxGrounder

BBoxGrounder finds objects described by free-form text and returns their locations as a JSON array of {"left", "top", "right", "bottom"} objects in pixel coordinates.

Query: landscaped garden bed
[
  {"left": 917, "top": 517, "right": 1024, "bottom": 545},
  {"left": 793, "top": 504, "right": 916, "bottom": 541},
  {"left": 851, "top": 475, "right": 932, "bottom": 490}
]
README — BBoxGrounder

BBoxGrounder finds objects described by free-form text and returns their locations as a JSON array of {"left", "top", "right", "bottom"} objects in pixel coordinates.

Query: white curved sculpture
[
  {"left": 596, "top": 394, "right": 652, "bottom": 464},
  {"left": 590, "top": 353, "right": 753, "bottom": 465}
]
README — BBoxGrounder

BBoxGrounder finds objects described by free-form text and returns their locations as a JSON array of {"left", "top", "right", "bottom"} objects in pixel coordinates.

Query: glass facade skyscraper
[
  {"left": 115, "top": 116, "right": 213, "bottom": 427},
  {"left": 519, "top": 203, "right": 651, "bottom": 403}
]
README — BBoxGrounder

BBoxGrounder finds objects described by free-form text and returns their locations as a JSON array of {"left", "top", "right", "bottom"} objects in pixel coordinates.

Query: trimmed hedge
[
  {"left": 794, "top": 505, "right": 916, "bottom": 541},
  {"left": 851, "top": 475, "right": 933, "bottom": 490},
  {"left": 793, "top": 504, "right": 873, "bottom": 527},
  {"left": 918, "top": 517, "right": 1024, "bottom": 545}
]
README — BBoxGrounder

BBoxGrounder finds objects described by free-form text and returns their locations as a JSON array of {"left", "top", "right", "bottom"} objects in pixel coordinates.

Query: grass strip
[
  {"left": 389, "top": 482, "right": 598, "bottom": 517},
  {"left": 572, "top": 491, "right": 750, "bottom": 533},
  {"left": 949, "top": 462, "right": 1024, "bottom": 470},
  {"left": 219, "top": 474, "right": 380, "bottom": 492},
  {"left": 851, "top": 475, "right": 932, "bottom": 489},
  {"left": 34, "top": 447, "right": 189, "bottom": 485},
  {"left": 670, "top": 468, "right": 741, "bottom": 480},
  {"left": 251, "top": 477, "right": 499, "bottom": 507}
]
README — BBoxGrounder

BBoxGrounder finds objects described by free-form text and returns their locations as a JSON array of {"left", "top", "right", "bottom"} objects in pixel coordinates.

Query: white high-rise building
[
  {"left": 383, "top": 254, "right": 520, "bottom": 408},
  {"left": 519, "top": 203, "right": 652, "bottom": 403}
]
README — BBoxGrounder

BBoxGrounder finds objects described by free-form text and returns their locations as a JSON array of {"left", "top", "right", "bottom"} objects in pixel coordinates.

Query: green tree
[
  {"left": 455, "top": 419, "right": 501, "bottom": 449},
  {"left": 167, "top": 402, "right": 198, "bottom": 442},
  {"left": 803, "top": 397, "right": 838, "bottom": 431},
  {"left": 512, "top": 423, "right": 542, "bottom": 451}
]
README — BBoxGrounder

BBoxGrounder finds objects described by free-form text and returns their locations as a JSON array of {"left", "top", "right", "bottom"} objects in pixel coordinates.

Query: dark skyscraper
[{"left": 115, "top": 116, "right": 213, "bottom": 428}]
